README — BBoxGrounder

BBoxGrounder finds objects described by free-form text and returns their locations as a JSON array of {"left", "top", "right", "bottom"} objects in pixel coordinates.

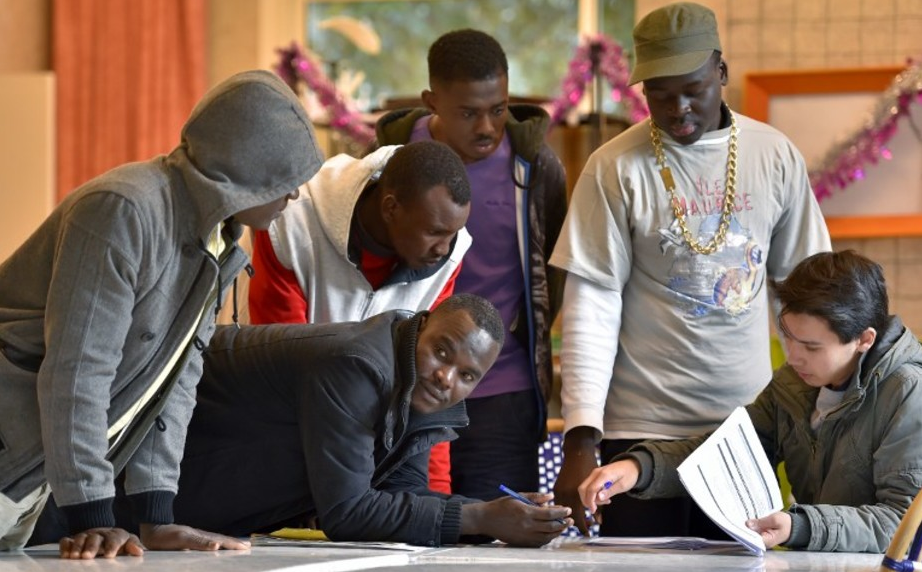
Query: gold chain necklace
[{"left": 650, "top": 112, "right": 738, "bottom": 255}]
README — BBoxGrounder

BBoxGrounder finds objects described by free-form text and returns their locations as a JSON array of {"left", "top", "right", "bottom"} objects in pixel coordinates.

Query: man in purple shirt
[{"left": 370, "top": 29, "right": 568, "bottom": 500}]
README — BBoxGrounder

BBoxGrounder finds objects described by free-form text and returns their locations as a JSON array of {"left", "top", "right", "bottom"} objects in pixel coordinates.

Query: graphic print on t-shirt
[{"left": 659, "top": 213, "right": 764, "bottom": 318}]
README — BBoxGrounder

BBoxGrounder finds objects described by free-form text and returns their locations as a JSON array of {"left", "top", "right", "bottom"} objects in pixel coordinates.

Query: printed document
[{"left": 676, "top": 406, "right": 783, "bottom": 556}]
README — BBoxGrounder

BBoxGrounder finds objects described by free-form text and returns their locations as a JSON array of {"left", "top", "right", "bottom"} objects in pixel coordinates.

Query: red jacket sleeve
[
  {"left": 428, "top": 441, "right": 452, "bottom": 494},
  {"left": 429, "top": 261, "right": 462, "bottom": 310},
  {"left": 423, "top": 264, "right": 461, "bottom": 492},
  {"left": 248, "top": 230, "right": 309, "bottom": 324}
]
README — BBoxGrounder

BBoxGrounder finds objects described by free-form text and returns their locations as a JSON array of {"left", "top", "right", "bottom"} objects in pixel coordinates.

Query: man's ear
[
  {"left": 857, "top": 327, "right": 877, "bottom": 353},
  {"left": 421, "top": 89, "right": 436, "bottom": 113},
  {"left": 719, "top": 58, "right": 729, "bottom": 86},
  {"left": 417, "top": 311, "right": 430, "bottom": 332},
  {"left": 381, "top": 192, "right": 399, "bottom": 224}
]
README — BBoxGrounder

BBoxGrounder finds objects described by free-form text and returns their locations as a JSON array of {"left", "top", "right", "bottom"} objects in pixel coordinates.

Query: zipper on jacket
[{"left": 359, "top": 291, "right": 375, "bottom": 319}]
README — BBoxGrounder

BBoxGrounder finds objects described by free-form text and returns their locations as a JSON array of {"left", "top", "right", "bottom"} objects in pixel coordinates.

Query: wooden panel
[
  {"left": 545, "top": 116, "right": 631, "bottom": 201},
  {"left": 0, "top": 73, "right": 55, "bottom": 261}
]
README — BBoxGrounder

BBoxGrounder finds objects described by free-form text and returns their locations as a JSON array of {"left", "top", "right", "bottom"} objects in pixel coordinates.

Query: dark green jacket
[{"left": 629, "top": 317, "right": 922, "bottom": 553}]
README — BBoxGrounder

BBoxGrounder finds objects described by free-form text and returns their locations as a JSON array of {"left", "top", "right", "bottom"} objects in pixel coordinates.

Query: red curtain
[{"left": 53, "top": 0, "right": 207, "bottom": 201}]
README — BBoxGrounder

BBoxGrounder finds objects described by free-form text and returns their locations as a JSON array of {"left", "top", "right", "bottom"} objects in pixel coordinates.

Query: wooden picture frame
[{"left": 743, "top": 66, "right": 922, "bottom": 239}]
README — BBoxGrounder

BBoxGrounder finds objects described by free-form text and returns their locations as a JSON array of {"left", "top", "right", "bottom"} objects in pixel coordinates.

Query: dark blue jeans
[
  {"left": 449, "top": 389, "right": 540, "bottom": 501},
  {"left": 598, "top": 439, "right": 730, "bottom": 540}
]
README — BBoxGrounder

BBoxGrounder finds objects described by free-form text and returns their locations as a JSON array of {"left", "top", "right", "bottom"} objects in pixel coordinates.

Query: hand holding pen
[
  {"left": 461, "top": 486, "right": 572, "bottom": 547},
  {"left": 576, "top": 459, "right": 642, "bottom": 514},
  {"left": 498, "top": 484, "right": 568, "bottom": 525}
]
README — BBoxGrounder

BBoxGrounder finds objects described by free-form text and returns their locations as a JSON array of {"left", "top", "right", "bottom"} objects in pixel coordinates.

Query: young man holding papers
[{"left": 578, "top": 251, "right": 922, "bottom": 553}]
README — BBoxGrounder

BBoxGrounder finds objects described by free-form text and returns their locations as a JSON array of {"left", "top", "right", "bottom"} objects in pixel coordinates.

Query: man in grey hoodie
[{"left": 0, "top": 69, "right": 323, "bottom": 558}]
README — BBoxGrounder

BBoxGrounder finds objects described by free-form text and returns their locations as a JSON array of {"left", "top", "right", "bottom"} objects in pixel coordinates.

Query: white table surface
[{"left": 0, "top": 538, "right": 889, "bottom": 572}]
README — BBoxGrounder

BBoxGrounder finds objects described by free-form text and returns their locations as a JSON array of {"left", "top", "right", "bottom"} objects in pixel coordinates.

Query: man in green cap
[{"left": 550, "top": 2, "right": 830, "bottom": 538}]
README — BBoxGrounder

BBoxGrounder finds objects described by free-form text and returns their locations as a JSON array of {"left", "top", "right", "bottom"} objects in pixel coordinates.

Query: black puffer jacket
[{"left": 175, "top": 311, "right": 480, "bottom": 546}]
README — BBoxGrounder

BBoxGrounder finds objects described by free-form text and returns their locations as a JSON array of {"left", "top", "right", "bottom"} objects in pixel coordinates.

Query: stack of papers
[
  {"left": 586, "top": 536, "right": 740, "bottom": 551},
  {"left": 676, "top": 406, "right": 784, "bottom": 556}
]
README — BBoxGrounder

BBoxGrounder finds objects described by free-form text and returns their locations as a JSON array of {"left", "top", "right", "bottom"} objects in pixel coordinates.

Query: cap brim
[{"left": 629, "top": 50, "right": 713, "bottom": 85}]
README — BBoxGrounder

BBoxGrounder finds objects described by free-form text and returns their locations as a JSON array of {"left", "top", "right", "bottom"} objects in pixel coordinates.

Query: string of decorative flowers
[
  {"left": 276, "top": 40, "right": 922, "bottom": 206},
  {"left": 275, "top": 35, "right": 649, "bottom": 148},
  {"left": 809, "top": 60, "right": 922, "bottom": 202},
  {"left": 275, "top": 42, "right": 376, "bottom": 147},
  {"left": 544, "top": 34, "right": 649, "bottom": 126}
]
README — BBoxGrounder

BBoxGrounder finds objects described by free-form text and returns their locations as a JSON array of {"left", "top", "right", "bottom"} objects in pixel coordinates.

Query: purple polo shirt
[{"left": 411, "top": 117, "right": 531, "bottom": 398}]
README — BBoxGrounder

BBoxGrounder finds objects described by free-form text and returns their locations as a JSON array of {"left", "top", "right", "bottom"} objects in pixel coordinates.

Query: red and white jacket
[{"left": 249, "top": 145, "right": 471, "bottom": 326}]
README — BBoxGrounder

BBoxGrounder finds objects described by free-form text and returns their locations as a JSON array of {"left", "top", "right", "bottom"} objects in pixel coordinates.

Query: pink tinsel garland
[
  {"left": 809, "top": 60, "right": 922, "bottom": 202},
  {"left": 545, "top": 34, "right": 649, "bottom": 125},
  {"left": 275, "top": 40, "right": 922, "bottom": 205},
  {"left": 275, "top": 42, "right": 375, "bottom": 147},
  {"left": 275, "top": 36, "right": 649, "bottom": 148}
]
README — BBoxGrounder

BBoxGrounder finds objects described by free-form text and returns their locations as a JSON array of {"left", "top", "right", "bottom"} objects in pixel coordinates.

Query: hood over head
[{"left": 168, "top": 69, "right": 324, "bottom": 235}]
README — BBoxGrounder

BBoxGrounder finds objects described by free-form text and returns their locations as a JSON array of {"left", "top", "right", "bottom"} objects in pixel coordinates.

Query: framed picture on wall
[{"left": 743, "top": 66, "right": 922, "bottom": 239}]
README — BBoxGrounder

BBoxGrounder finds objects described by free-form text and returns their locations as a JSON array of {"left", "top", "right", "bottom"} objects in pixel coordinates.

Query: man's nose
[
  {"left": 785, "top": 344, "right": 803, "bottom": 365},
  {"left": 475, "top": 114, "right": 495, "bottom": 135},
  {"left": 669, "top": 96, "right": 691, "bottom": 116},
  {"left": 435, "top": 367, "right": 456, "bottom": 390},
  {"left": 432, "top": 237, "right": 452, "bottom": 258}
]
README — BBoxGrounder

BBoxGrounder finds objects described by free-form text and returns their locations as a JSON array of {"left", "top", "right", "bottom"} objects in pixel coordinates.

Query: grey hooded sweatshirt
[{"left": 0, "top": 70, "right": 322, "bottom": 533}]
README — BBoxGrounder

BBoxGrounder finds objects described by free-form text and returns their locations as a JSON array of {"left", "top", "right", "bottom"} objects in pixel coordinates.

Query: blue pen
[{"left": 498, "top": 484, "right": 567, "bottom": 525}]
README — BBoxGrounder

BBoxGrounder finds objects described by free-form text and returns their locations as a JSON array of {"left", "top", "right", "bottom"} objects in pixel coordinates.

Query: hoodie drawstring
[{"left": 232, "top": 277, "right": 240, "bottom": 328}]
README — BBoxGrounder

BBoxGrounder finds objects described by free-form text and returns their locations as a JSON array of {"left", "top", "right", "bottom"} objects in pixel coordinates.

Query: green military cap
[{"left": 629, "top": 2, "right": 722, "bottom": 85}]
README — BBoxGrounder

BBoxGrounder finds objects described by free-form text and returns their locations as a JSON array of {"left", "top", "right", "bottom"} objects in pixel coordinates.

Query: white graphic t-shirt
[{"left": 550, "top": 111, "right": 831, "bottom": 440}]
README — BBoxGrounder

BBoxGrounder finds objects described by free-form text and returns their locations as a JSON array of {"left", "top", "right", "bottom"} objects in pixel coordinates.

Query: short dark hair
[
  {"left": 772, "top": 250, "right": 889, "bottom": 343},
  {"left": 427, "top": 29, "right": 508, "bottom": 84},
  {"left": 378, "top": 140, "right": 470, "bottom": 205},
  {"left": 432, "top": 293, "right": 505, "bottom": 347}
]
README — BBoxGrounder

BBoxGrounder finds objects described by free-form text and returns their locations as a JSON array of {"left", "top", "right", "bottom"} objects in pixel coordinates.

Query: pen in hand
[
  {"left": 595, "top": 480, "right": 614, "bottom": 503},
  {"left": 498, "top": 484, "right": 568, "bottom": 525}
]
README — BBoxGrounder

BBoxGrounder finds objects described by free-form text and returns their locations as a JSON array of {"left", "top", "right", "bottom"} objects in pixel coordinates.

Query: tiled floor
[{"left": 0, "top": 538, "right": 888, "bottom": 571}]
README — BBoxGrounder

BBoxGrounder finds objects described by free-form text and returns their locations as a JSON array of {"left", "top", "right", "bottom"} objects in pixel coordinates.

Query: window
[{"left": 304, "top": 0, "right": 635, "bottom": 114}]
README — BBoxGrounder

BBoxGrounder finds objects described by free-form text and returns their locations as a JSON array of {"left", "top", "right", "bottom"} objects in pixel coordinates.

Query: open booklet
[{"left": 675, "top": 406, "right": 784, "bottom": 556}]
